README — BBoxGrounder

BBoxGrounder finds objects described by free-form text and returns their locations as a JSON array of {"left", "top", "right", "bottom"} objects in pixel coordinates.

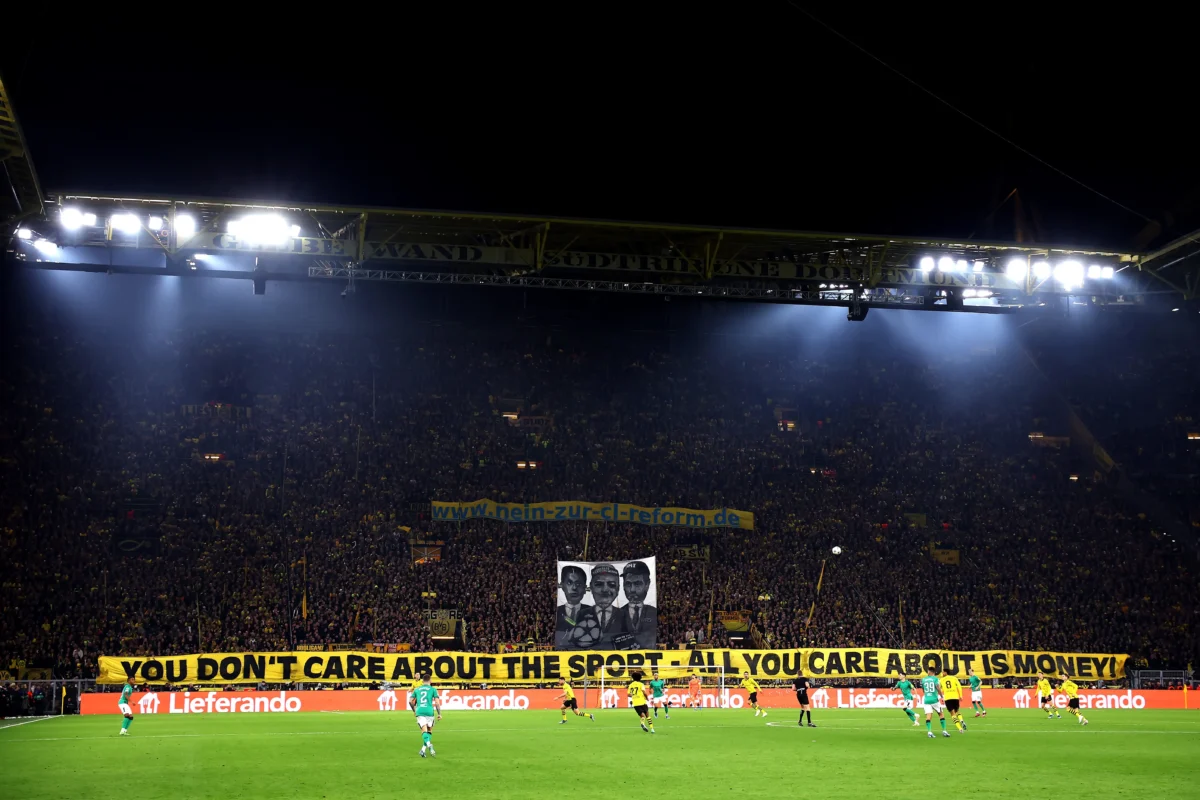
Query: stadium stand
[{"left": 1, "top": 306, "right": 1196, "bottom": 686}]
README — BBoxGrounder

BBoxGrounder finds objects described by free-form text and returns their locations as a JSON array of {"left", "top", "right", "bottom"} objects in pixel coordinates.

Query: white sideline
[
  {"left": 6, "top": 723, "right": 1200, "bottom": 743},
  {"left": 0, "top": 716, "right": 57, "bottom": 730}
]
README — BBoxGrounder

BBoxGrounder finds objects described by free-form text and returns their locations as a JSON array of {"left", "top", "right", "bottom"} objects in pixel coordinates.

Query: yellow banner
[
  {"left": 931, "top": 548, "right": 960, "bottom": 565},
  {"left": 98, "top": 647, "right": 1127, "bottom": 685},
  {"left": 430, "top": 500, "right": 754, "bottom": 530}
]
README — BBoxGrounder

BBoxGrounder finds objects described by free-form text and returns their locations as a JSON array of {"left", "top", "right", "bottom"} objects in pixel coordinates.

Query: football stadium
[{"left": 2, "top": 26, "right": 1199, "bottom": 800}]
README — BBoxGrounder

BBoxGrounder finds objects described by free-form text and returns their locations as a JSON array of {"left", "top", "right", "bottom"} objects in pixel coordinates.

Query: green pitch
[{"left": 2, "top": 709, "right": 1197, "bottom": 799}]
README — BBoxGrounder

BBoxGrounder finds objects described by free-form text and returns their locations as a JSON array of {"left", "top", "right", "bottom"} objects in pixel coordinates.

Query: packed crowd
[
  {"left": 1, "top": 311, "right": 1197, "bottom": 683},
  {"left": 1029, "top": 314, "right": 1200, "bottom": 526}
]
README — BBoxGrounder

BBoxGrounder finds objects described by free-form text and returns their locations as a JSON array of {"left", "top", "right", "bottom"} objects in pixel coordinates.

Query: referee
[{"left": 793, "top": 674, "right": 816, "bottom": 727}]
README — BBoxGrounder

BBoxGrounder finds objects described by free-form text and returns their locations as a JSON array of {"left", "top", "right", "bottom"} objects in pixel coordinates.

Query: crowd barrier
[{"left": 80, "top": 687, "right": 1192, "bottom": 715}]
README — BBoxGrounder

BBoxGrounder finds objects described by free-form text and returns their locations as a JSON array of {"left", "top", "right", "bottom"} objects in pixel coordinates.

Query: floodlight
[
  {"left": 956, "top": 259, "right": 969, "bottom": 272},
  {"left": 1054, "top": 260, "right": 1084, "bottom": 290},
  {"left": 1087, "top": 264, "right": 1102, "bottom": 279},
  {"left": 1101, "top": 266, "right": 1114, "bottom": 279},
  {"left": 110, "top": 213, "right": 141, "bottom": 235},
  {"left": 175, "top": 214, "right": 197, "bottom": 241},
  {"left": 963, "top": 289, "right": 977, "bottom": 298},
  {"left": 34, "top": 240, "right": 59, "bottom": 255},
  {"left": 1032, "top": 261, "right": 1051, "bottom": 280},
  {"left": 973, "top": 260, "right": 986, "bottom": 273},
  {"left": 17, "top": 228, "right": 32, "bottom": 239},
  {"left": 228, "top": 214, "right": 291, "bottom": 246},
  {"left": 937, "top": 256, "right": 954, "bottom": 272},
  {"left": 1005, "top": 258, "right": 1028, "bottom": 282},
  {"left": 61, "top": 208, "right": 85, "bottom": 229},
  {"left": 148, "top": 215, "right": 164, "bottom": 229},
  {"left": 289, "top": 224, "right": 301, "bottom": 237},
  {"left": 82, "top": 213, "right": 98, "bottom": 226},
  {"left": 919, "top": 256, "right": 935, "bottom": 271}
]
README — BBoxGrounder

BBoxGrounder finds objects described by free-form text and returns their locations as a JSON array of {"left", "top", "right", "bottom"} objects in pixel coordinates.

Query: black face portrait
[
  {"left": 560, "top": 567, "right": 587, "bottom": 605},
  {"left": 591, "top": 569, "right": 619, "bottom": 611}
]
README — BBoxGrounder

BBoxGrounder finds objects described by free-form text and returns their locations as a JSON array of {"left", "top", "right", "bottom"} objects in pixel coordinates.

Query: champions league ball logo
[{"left": 569, "top": 616, "right": 603, "bottom": 647}]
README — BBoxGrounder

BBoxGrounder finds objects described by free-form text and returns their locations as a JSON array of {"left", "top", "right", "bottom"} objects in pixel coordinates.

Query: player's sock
[
  {"left": 939, "top": 718, "right": 946, "bottom": 731},
  {"left": 925, "top": 719, "right": 931, "bottom": 732},
  {"left": 122, "top": 717, "right": 132, "bottom": 731},
  {"left": 979, "top": 703, "right": 986, "bottom": 712},
  {"left": 647, "top": 719, "right": 654, "bottom": 731},
  {"left": 905, "top": 708, "right": 915, "bottom": 721},
  {"left": 805, "top": 710, "right": 812, "bottom": 724},
  {"left": 653, "top": 707, "right": 658, "bottom": 717},
  {"left": 422, "top": 732, "right": 431, "bottom": 749}
]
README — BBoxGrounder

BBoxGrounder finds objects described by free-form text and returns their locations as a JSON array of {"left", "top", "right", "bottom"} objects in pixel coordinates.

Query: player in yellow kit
[
  {"left": 1058, "top": 674, "right": 1089, "bottom": 726},
  {"left": 741, "top": 671, "right": 766, "bottom": 717},
  {"left": 940, "top": 670, "right": 967, "bottom": 733},
  {"left": 628, "top": 670, "right": 655, "bottom": 733},
  {"left": 555, "top": 678, "right": 595, "bottom": 724},
  {"left": 1036, "top": 672, "right": 1060, "bottom": 718}
]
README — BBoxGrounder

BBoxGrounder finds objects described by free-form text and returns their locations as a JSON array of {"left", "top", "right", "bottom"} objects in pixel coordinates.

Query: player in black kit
[{"left": 793, "top": 675, "right": 816, "bottom": 727}]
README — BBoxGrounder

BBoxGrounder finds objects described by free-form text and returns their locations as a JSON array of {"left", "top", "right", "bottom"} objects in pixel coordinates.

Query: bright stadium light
[
  {"left": 228, "top": 214, "right": 292, "bottom": 246},
  {"left": 17, "top": 227, "right": 32, "bottom": 239},
  {"left": 33, "top": 239, "right": 59, "bottom": 255},
  {"left": 937, "top": 256, "right": 954, "bottom": 272},
  {"left": 956, "top": 259, "right": 969, "bottom": 272},
  {"left": 1054, "top": 260, "right": 1084, "bottom": 290},
  {"left": 1033, "top": 261, "right": 1051, "bottom": 280},
  {"left": 963, "top": 289, "right": 977, "bottom": 298},
  {"left": 148, "top": 215, "right": 164, "bottom": 229},
  {"left": 973, "top": 260, "right": 986, "bottom": 273},
  {"left": 174, "top": 214, "right": 197, "bottom": 241},
  {"left": 1101, "top": 266, "right": 1114, "bottom": 279},
  {"left": 1006, "top": 258, "right": 1028, "bottom": 282},
  {"left": 110, "top": 213, "right": 141, "bottom": 235},
  {"left": 919, "top": 256, "right": 935, "bottom": 272},
  {"left": 60, "top": 208, "right": 86, "bottom": 229},
  {"left": 289, "top": 224, "right": 301, "bottom": 237},
  {"left": 1087, "top": 264, "right": 1102, "bottom": 279}
]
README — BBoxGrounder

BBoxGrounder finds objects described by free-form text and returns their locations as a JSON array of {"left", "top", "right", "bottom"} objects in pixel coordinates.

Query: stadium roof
[
  {"left": 2, "top": 67, "right": 1195, "bottom": 313},
  {"left": 0, "top": 76, "right": 44, "bottom": 224}
]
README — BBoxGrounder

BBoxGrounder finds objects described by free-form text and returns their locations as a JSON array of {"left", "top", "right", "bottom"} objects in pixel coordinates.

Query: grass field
[{"left": 3, "top": 708, "right": 1198, "bottom": 799}]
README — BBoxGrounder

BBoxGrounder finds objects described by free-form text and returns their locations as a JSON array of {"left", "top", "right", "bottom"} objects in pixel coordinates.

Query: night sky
[{"left": 3, "top": 7, "right": 1195, "bottom": 250}]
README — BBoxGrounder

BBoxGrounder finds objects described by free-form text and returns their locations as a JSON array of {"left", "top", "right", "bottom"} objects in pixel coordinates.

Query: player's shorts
[
  {"left": 416, "top": 715, "right": 436, "bottom": 728},
  {"left": 1068, "top": 698, "right": 1079, "bottom": 710},
  {"left": 971, "top": 690, "right": 983, "bottom": 702},
  {"left": 748, "top": 692, "right": 758, "bottom": 704},
  {"left": 899, "top": 697, "right": 914, "bottom": 710},
  {"left": 1041, "top": 695, "right": 1052, "bottom": 705},
  {"left": 633, "top": 704, "right": 649, "bottom": 717},
  {"left": 119, "top": 703, "right": 132, "bottom": 716},
  {"left": 650, "top": 695, "right": 665, "bottom": 707},
  {"left": 797, "top": 690, "right": 810, "bottom": 706},
  {"left": 923, "top": 701, "right": 944, "bottom": 715},
  {"left": 946, "top": 699, "right": 960, "bottom": 713},
  {"left": 563, "top": 698, "right": 577, "bottom": 710}
]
